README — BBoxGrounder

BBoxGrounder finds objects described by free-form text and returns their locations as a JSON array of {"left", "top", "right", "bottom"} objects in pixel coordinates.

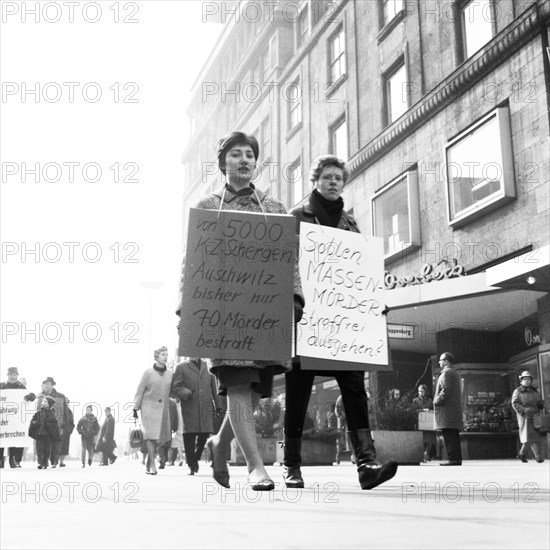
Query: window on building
[
  {"left": 385, "top": 61, "right": 408, "bottom": 124},
  {"left": 461, "top": 0, "right": 494, "bottom": 59},
  {"left": 445, "top": 106, "right": 515, "bottom": 227},
  {"left": 372, "top": 169, "right": 420, "bottom": 260},
  {"left": 288, "top": 159, "right": 303, "bottom": 206},
  {"left": 296, "top": 5, "right": 310, "bottom": 49},
  {"left": 382, "top": 0, "right": 403, "bottom": 26},
  {"left": 261, "top": 117, "right": 271, "bottom": 160},
  {"left": 328, "top": 25, "right": 346, "bottom": 84},
  {"left": 287, "top": 78, "right": 302, "bottom": 130},
  {"left": 330, "top": 117, "right": 348, "bottom": 161}
]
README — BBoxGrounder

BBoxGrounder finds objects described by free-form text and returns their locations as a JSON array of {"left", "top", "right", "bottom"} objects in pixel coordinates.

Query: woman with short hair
[
  {"left": 133, "top": 346, "right": 174, "bottom": 475},
  {"left": 177, "top": 131, "right": 304, "bottom": 491}
]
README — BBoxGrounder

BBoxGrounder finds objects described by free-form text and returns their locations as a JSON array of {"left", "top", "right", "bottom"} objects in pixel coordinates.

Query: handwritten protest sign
[
  {"left": 0, "top": 389, "right": 33, "bottom": 448},
  {"left": 297, "top": 224, "right": 390, "bottom": 371},
  {"left": 179, "top": 208, "right": 296, "bottom": 361}
]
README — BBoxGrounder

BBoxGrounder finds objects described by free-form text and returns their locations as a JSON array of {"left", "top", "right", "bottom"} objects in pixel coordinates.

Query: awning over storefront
[
  {"left": 384, "top": 270, "right": 547, "bottom": 354},
  {"left": 486, "top": 245, "right": 550, "bottom": 292}
]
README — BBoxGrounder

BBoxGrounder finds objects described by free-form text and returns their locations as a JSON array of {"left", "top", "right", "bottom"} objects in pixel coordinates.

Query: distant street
[{"left": 1, "top": 458, "right": 549, "bottom": 549}]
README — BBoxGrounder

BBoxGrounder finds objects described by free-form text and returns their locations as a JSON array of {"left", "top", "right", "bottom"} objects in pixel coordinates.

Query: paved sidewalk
[{"left": 1, "top": 458, "right": 548, "bottom": 549}]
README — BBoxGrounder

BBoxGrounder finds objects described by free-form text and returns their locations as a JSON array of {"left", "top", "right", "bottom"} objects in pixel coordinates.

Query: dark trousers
[
  {"left": 157, "top": 441, "right": 171, "bottom": 465},
  {"left": 48, "top": 439, "right": 62, "bottom": 465},
  {"left": 183, "top": 433, "right": 209, "bottom": 470},
  {"left": 0, "top": 447, "right": 23, "bottom": 466},
  {"left": 284, "top": 364, "right": 369, "bottom": 437},
  {"left": 81, "top": 437, "right": 95, "bottom": 464},
  {"left": 36, "top": 436, "right": 53, "bottom": 467},
  {"left": 441, "top": 429, "right": 462, "bottom": 463}
]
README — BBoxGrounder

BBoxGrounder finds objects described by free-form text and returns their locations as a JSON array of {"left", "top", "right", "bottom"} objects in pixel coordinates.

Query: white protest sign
[
  {"left": 297, "top": 224, "right": 388, "bottom": 369},
  {"left": 0, "top": 389, "right": 33, "bottom": 448}
]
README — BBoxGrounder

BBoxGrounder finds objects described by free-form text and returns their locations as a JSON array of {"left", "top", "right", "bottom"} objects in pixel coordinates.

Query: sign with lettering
[
  {"left": 385, "top": 261, "right": 465, "bottom": 289},
  {"left": 178, "top": 208, "right": 296, "bottom": 360},
  {"left": 0, "top": 389, "right": 33, "bottom": 448},
  {"left": 297, "top": 224, "right": 389, "bottom": 371},
  {"left": 387, "top": 323, "right": 415, "bottom": 339}
]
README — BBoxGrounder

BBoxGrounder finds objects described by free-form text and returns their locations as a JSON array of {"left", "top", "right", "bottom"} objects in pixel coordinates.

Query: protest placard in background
[
  {"left": 0, "top": 389, "right": 33, "bottom": 448},
  {"left": 297, "top": 224, "right": 390, "bottom": 371},
  {"left": 179, "top": 208, "right": 296, "bottom": 361}
]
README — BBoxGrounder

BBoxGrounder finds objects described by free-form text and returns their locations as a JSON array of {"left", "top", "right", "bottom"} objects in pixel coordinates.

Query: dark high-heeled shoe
[
  {"left": 206, "top": 437, "right": 230, "bottom": 488},
  {"left": 518, "top": 454, "right": 528, "bottom": 463}
]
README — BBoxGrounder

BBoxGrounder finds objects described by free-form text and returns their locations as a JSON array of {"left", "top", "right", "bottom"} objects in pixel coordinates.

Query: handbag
[
  {"left": 129, "top": 421, "right": 143, "bottom": 448},
  {"left": 533, "top": 412, "right": 550, "bottom": 433}
]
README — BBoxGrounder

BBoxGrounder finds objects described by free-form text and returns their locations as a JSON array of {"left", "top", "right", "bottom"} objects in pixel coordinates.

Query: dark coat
[
  {"left": 512, "top": 385, "right": 544, "bottom": 443},
  {"left": 36, "top": 389, "right": 70, "bottom": 434},
  {"left": 29, "top": 408, "right": 61, "bottom": 441},
  {"left": 171, "top": 360, "right": 220, "bottom": 433},
  {"left": 77, "top": 414, "right": 100, "bottom": 440},
  {"left": 96, "top": 414, "right": 116, "bottom": 453},
  {"left": 433, "top": 366, "right": 463, "bottom": 430},
  {"left": 0, "top": 381, "right": 27, "bottom": 389},
  {"left": 60, "top": 408, "right": 75, "bottom": 455},
  {"left": 412, "top": 396, "right": 433, "bottom": 411}
]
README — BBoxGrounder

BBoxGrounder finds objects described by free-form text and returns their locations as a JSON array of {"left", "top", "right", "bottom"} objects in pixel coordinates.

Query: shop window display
[{"left": 461, "top": 371, "right": 516, "bottom": 432}]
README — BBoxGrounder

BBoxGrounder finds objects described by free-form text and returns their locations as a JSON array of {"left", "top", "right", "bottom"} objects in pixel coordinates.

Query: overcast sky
[{"left": 1, "top": 1, "right": 223, "bottom": 421}]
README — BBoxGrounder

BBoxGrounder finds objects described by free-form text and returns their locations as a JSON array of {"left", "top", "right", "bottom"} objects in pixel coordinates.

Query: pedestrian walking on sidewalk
[
  {"left": 29, "top": 396, "right": 61, "bottom": 469},
  {"left": 133, "top": 346, "right": 173, "bottom": 475},
  {"left": 171, "top": 358, "right": 222, "bottom": 476},
  {"left": 96, "top": 407, "right": 117, "bottom": 466},
  {"left": 283, "top": 155, "right": 398, "bottom": 491},
  {"left": 177, "top": 131, "right": 304, "bottom": 492},
  {"left": 512, "top": 371, "right": 545, "bottom": 462},
  {"left": 77, "top": 405, "right": 100, "bottom": 467}
]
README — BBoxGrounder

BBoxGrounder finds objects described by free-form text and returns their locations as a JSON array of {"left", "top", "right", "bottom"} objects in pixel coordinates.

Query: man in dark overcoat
[
  {"left": 434, "top": 352, "right": 463, "bottom": 466},
  {"left": 171, "top": 358, "right": 222, "bottom": 475}
]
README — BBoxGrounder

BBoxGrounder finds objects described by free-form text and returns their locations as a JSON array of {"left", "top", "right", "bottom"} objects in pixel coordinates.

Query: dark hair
[
  {"left": 309, "top": 155, "right": 349, "bottom": 186},
  {"left": 441, "top": 352, "right": 455, "bottom": 364},
  {"left": 216, "top": 131, "right": 259, "bottom": 175}
]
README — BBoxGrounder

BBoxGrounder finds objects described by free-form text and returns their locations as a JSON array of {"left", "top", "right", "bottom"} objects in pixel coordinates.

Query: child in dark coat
[{"left": 29, "top": 396, "right": 61, "bottom": 469}]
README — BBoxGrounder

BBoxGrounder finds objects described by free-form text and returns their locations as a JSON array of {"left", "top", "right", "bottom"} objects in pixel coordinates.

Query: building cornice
[{"left": 348, "top": 0, "right": 550, "bottom": 182}]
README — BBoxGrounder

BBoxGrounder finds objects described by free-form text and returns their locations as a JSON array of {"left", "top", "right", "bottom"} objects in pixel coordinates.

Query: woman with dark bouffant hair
[{"left": 177, "top": 131, "right": 304, "bottom": 491}]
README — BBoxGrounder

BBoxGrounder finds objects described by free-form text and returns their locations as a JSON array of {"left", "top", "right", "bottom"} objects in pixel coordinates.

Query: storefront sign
[
  {"left": 524, "top": 326, "right": 542, "bottom": 347},
  {"left": 385, "top": 261, "right": 465, "bottom": 289},
  {"left": 178, "top": 208, "right": 296, "bottom": 361},
  {"left": 297, "top": 224, "right": 388, "bottom": 370},
  {"left": 0, "top": 390, "right": 33, "bottom": 448},
  {"left": 387, "top": 323, "right": 415, "bottom": 339}
]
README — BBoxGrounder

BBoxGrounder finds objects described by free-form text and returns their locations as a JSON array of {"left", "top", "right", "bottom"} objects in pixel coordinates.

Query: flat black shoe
[
  {"left": 250, "top": 478, "right": 275, "bottom": 491},
  {"left": 536, "top": 458, "right": 544, "bottom": 463}
]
